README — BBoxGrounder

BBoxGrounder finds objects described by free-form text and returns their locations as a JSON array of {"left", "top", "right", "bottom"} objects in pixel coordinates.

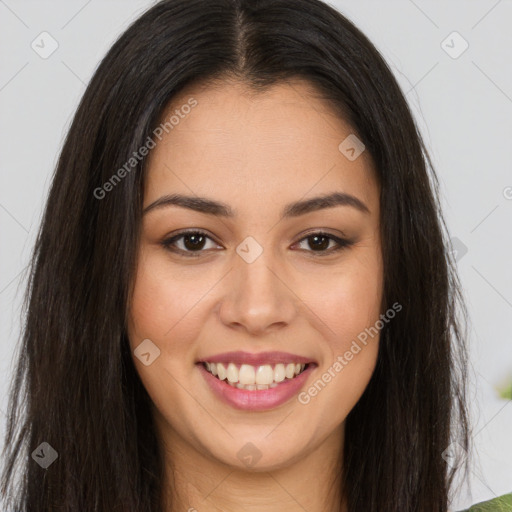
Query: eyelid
[
  {"left": 292, "top": 231, "right": 354, "bottom": 256},
  {"left": 161, "top": 229, "right": 221, "bottom": 256},
  {"left": 160, "top": 229, "right": 354, "bottom": 257}
]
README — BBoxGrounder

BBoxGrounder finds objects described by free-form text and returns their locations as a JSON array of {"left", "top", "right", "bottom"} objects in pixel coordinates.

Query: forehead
[{"left": 144, "top": 79, "right": 378, "bottom": 214}]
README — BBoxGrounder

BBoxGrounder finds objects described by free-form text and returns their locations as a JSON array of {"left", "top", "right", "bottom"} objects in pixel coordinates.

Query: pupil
[
  {"left": 184, "top": 234, "right": 205, "bottom": 251},
  {"left": 182, "top": 234, "right": 329, "bottom": 251},
  {"left": 309, "top": 235, "right": 328, "bottom": 251}
]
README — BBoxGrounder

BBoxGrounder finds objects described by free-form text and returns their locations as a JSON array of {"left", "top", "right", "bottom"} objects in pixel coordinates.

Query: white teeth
[
  {"left": 226, "top": 363, "right": 238, "bottom": 383},
  {"left": 239, "top": 364, "right": 256, "bottom": 385},
  {"left": 274, "top": 363, "right": 286, "bottom": 382},
  {"left": 217, "top": 363, "right": 227, "bottom": 381},
  {"left": 203, "top": 361, "right": 308, "bottom": 389},
  {"left": 256, "top": 365, "right": 274, "bottom": 385},
  {"left": 285, "top": 363, "right": 296, "bottom": 379}
]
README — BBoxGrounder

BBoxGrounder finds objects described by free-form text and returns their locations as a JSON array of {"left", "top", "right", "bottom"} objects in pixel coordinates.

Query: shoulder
[{"left": 457, "top": 493, "right": 512, "bottom": 511}]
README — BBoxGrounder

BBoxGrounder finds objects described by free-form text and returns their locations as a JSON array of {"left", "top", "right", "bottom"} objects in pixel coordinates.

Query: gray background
[{"left": 1, "top": 1, "right": 511, "bottom": 509}]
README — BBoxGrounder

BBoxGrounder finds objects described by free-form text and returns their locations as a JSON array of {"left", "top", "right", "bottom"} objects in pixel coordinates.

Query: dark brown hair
[{"left": 1, "top": 0, "right": 470, "bottom": 510}]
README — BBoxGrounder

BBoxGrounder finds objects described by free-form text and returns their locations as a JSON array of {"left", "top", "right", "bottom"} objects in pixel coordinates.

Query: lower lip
[{"left": 197, "top": 363, "right": 317, "bottom": 411}]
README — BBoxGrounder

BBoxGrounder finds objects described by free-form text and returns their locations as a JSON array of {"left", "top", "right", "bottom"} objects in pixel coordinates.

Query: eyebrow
[{"left": 142, "top": 191, "right": 370, "bottom": 219}]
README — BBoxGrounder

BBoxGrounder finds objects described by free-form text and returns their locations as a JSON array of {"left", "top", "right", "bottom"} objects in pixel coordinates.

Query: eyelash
[{"left": 160, "top": 229, "right": 354, "bottom": 258}]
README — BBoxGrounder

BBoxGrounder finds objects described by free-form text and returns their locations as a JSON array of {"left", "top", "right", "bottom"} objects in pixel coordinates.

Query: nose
[{"left": 218, "top": 247, "right": 297, "bottom": 336}]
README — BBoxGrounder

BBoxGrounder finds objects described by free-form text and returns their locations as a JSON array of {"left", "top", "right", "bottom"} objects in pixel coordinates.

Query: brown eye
[
  {"left": 161, "top": 230, "right": 353, "bottom": 258},
  {"left": 161, "top": 230, "right": 220, "bottom": 256},
  {"left": 294, "top": 232, "right": 353, "bottom": 255},
  {"left": 305, "top": 234, "right": 331, "bottom": 251},
  {"left": 180, "top": 233, "right": 207, "bottom": 251}
]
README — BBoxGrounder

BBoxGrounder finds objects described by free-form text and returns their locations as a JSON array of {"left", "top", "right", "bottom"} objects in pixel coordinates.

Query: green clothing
[{"left": 458, "top": 492, "right": 512, "bottom": 511}]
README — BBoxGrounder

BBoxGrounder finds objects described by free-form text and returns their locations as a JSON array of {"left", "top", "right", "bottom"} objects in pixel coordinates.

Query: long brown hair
[{"left": 1, "top": 0, "right": 470, "bottom": 510}]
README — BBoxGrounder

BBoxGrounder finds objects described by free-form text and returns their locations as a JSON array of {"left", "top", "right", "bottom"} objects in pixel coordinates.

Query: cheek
[
  {"left": 337, "top": 283, "right": 380, "bottom": 340},
  {"left": 299, "top": 266, "right": 382, "bottom": 424},
  {"left": 303, "top": 250, "right": 383, "bottom": 355},
  {"left": 127, "top": 251, "right": 206, "bottom": 343},
  {"left": 126, "top": 254, "right": 203, "bottom": 412},
  {"left": 128, "top": 277, "right": 172, "bottom": 343}
]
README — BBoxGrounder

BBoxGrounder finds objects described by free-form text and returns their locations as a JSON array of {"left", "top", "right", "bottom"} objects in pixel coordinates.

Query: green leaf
[{"left": 460, "top": 493, "right": 512, "bottom": 512}]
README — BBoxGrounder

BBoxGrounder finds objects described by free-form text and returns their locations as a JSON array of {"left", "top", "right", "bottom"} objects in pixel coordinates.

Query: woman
[{"left": 1, "top": 0, "right": 508, "bottom": 510}]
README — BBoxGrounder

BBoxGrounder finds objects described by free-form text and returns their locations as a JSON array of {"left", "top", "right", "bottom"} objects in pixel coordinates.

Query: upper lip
[{"left": 197, "top": 351, "right": 316, "bottom": 367}]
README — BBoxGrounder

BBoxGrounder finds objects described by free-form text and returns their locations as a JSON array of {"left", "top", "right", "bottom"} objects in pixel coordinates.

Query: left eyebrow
[
  {"left": 142, "top": 191, "right": 370, "bottom": 218},
  {"left": 282, "top": 191, "right": 370, "bottom": 217}
]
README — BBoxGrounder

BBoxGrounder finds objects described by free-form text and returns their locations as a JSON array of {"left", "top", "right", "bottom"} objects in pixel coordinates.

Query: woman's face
[{"left": 127, "top": 79, "right": 383, "bottom": 472}]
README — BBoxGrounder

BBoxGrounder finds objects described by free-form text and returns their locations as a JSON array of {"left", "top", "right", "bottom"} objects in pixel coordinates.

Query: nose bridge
[
  {"left": 219, "top": 237, "right": 296, "bottom": 333},
  {"left": 238, "top": 245, "right": 277, "bottom": 295}
]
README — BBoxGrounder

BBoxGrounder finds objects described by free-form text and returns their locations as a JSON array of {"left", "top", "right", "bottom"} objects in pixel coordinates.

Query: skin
[{"left": 127, "top": 78, "right": 383, "bottom": 512}]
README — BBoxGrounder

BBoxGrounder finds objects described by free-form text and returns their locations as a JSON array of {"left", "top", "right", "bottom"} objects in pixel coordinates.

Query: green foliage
[{"left": 461, "top": 493, "right": 512, "bottom": 511}]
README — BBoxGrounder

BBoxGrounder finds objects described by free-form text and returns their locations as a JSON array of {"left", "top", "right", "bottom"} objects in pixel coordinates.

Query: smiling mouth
[{"left": 199, "top": 361, "right": 312, "bottom": 390}]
